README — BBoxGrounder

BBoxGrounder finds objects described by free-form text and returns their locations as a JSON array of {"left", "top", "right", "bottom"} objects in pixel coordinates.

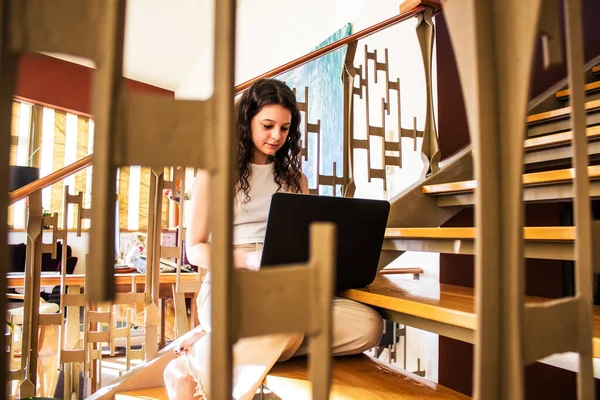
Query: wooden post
[
  {"left": 19, "top": 191, "right": 44, "bottom": 397},
  {"left": 210, "top": 0, "right": 237, "bottom": 397},
  {"left": 88, "top": 0, "right": 127, "bottom": 302},
  {"left": 415, "top": 5, "right": 441, "bottom": 177},
  {"left": 0, "top": 1, "right": 20, "bottom": 394},
  {"left": 563, "top": 0, "right": 595, "bottom": 397}
]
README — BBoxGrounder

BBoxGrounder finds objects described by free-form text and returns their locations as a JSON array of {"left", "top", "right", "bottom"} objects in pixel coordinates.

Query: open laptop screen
[{"left": 261, "top": 193, "right": 390, "bottom": 291}]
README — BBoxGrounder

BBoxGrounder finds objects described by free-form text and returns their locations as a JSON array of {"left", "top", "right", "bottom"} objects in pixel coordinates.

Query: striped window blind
[{"left": 8, "top": 100, "right": 163, "bottom": 232}]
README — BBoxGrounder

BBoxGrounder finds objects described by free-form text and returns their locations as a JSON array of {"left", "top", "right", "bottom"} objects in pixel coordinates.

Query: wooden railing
[
  {"left": 8, "top": 155, "right": 92, "bottom": 205},
  {"left": 6, "top": 3, "right": 428, "bottom": 205}
]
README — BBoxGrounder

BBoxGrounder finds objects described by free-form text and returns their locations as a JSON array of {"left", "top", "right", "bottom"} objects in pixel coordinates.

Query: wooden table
[
  {"left": 7, "top": 272, "right": 203, "bottom": 359},
  {"left": 6, "top": 272, "right": 201, "bottom": 299}
]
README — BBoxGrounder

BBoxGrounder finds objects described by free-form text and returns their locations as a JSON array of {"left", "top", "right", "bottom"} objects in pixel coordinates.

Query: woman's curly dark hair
[{"left": 236, "top": 78, "right": 303, "bottom": 203}]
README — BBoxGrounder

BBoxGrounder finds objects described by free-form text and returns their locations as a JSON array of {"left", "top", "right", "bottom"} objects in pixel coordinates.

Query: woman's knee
[
  {"left": 332, "top": 298, "right": 384, "bottom": 354},
  {"left": 354, "top": 306, "right": 384, "bottom": 351},
  {"left": 164, "top": 356, "right": 189, "bottom": 386},
  {"left": 163, "top": 359, "right": 177, "bottom": 387}
]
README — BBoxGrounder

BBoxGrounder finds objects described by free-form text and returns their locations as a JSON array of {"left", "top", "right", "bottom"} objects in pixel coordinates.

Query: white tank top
[{"left": 233, "top": 163, "right": 284, "bottom": 245}]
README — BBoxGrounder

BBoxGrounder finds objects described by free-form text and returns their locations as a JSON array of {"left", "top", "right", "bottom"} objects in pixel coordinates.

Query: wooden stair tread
[
  {"left": 523, "top": 125, "right": 600, "bottom": 151},
  {"left": 556, "top": 81, "right": 600, "bottom": 99},
  {"left": 265, "top": 354, "right": 469, "bottom": 399},
  {"left": 340, "top": 275, "right": 600, "bottom": 358},
  {"left": 527, "top": 99, "right": 600, "bottom": 124},
  {"left": 343, "top": 276, "right": 476, "bottom": 330},
  {"left": 115, "top": 386, "right": 168, "bottom": 400},
  {"left": 593, "top": 65, "right": 600, "bottom": 75},
  {"left": 421, "top": 165, "right": 600, "bottom": 195},
  {"left": 385, "top": 226, "right": 576, "bottom": 241}
]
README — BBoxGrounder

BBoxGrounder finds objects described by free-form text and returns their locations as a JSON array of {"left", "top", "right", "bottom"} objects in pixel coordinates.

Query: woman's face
[{"left": 250, "top": 104, "right": 291, "bottom": 164}]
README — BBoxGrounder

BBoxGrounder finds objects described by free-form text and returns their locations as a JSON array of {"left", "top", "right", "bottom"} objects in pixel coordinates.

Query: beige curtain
[
  {"left": 139, "top": 167, "right": 151, "bottom": 230},
  {"left": 10, "top": 101, "right": 157, "bottom": 232},
  {"left": 7, "top": 101, "right": 20, "bottom": 228},
  {"left": 45, "top": 109, "right": 92, "bottom": 230},
  {"left": 50, "top": 111, "right": 66, "bottom": 226},
  {"left": 117, "top": 166, "right": 154, "bottom": 231},
  {"left": 72, "top": 117, "right": 90, "bottom": 228}
]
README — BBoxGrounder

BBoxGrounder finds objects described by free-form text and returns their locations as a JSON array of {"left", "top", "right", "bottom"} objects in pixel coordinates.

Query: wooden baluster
[
  {"left": 415, "top": 5, "right": 440, "bottom": 177},
  {"left": 19, "top": 190, "right": 43, "bottom": 397},
  {"left": 563, "top": 0, "right": 595, "bottom": 397},
  {"left": 443, "top": 0, "right": 542, "bottom": 398},
  {"left": 88, "top": 0, "right": 127, "bottom": 302},
  {"left": 144, "top": 168, "right": 164, "bottom": 360},
  {"left": 210, "top": 0, "right": 237, "bottom": 395}
]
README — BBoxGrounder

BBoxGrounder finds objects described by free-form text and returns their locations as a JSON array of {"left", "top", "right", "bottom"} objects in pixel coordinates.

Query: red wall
[{"left": 15, "top": 53, "right": 173, "bottom": 116}]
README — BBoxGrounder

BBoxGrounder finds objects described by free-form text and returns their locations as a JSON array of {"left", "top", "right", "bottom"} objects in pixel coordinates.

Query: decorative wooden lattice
[
  {"left": 351, "top": 45, "right": 424, "bottom": 191},
  {"left": 294, "top": 87, "right": 342, "bottom": 196},
  {"left": 291, "top": 45, "right": 427, "bottom": 198}
]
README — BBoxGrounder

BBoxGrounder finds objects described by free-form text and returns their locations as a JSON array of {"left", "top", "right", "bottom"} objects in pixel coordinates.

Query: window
[
  {"left": 8, "top": 100, "right": 173, "bottom": 232},
  {"left": 8, "top": 101, "right": 32, "bottom": 228}
]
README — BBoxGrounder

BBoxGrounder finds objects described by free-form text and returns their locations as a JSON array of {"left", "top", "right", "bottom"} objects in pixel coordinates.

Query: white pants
[
  {"left": 197, "top": 272, "right": 383, "bottom": 356},
  {"left": 178, "top": 271, "right": 383, "bottom": 399}
]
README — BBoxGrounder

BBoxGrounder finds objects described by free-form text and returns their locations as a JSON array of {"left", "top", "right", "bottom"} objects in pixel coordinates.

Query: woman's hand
[{"left": 174, "top": 330, "right": 204, "bottom": 355}]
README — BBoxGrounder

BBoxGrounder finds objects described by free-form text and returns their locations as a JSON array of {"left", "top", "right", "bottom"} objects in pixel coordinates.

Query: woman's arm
[
  {"left": 185, "top": 170, "right": 262, "bottom": 271},
  {"left": 301, "top": 173, "right": 309, "bottom": 194},
  {"left": 185, "top": 170, "right": 211, "bottom": 269}
]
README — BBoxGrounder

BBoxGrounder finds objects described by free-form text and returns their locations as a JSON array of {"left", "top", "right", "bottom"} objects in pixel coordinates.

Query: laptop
[{"left": 260, "top": 193, "right": 390, "bottom": 291}]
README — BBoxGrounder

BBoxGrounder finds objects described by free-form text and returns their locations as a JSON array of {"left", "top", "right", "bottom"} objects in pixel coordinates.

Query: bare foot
[{"left": 175, "top": 331, "right": 204, "bottom": 355}]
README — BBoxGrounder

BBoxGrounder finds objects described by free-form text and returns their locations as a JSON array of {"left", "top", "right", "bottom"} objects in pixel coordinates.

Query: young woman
[{"left": 163, "top": 78, "right": 383, "bottom": 399}]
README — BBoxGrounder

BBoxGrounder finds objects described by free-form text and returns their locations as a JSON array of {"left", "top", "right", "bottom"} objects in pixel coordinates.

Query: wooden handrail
[
  {"left": 8, "top": 155, "right": 92, "bottom": 205},
  {"left": 8, "top": 4, "right": 429, "bottom": 204}
]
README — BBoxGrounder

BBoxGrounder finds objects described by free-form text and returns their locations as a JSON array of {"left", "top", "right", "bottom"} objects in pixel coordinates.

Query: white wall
[{"left": 176, "top": 0, "right": 424, "bottom": 99}]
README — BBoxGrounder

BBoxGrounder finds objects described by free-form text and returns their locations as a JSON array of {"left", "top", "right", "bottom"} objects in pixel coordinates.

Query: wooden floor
[
  {"left": 115, "top": 386, "right": 169, "bottom": 400},
  {"left": 265, "top": 354, "right": 469, "bottom": 399}
]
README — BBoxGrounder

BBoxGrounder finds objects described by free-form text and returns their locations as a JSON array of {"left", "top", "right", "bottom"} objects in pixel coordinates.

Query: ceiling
[
  {"left": 45, "top": 0, "right": 392, "bottom": 93},
  {"left": 47, "top": 0, "right": 215, "bottom": 91}
]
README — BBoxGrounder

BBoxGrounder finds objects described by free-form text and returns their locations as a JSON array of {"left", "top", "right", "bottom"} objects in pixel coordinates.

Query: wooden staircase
[
  {"left": 110, "top": 61, "right": 600, "bottom": 398},
  {"left": 332, "top": 61, "right": 600, "bottom": 397},
  {"left": 115, "top": 354, "right": 470, "bottom": 400},
  {"left": 341, "top": 275, "right": 600, "bottom": 359},
  {"left": 108, "top": 48, "right": 600, "bottom": 400}
]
